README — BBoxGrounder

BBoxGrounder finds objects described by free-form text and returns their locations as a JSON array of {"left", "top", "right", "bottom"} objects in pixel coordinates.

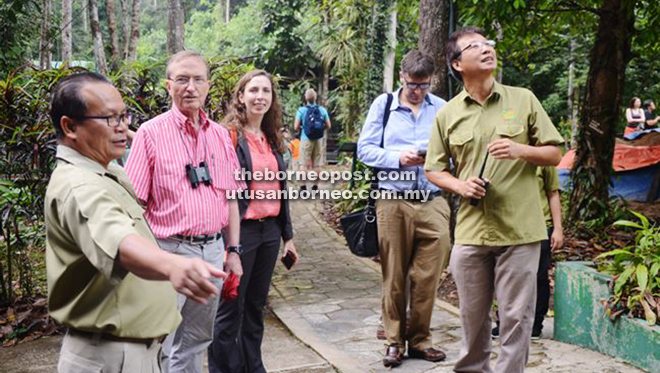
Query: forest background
[{"left": 1, "top": 0, "right": 660, "bottom": 342}]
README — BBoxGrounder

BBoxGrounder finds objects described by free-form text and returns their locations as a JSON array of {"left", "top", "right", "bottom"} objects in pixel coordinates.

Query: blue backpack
[{"left": 303, "top": 105, "right": 325, "bottom": 140}]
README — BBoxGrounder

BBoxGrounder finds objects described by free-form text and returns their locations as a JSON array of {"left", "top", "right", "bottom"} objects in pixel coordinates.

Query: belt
[
  {"left": 68, "top": 329, "right": 165, "bottom": 348},
  {"left": 246, "top": 216, "right": 277, "bottom": 223},
  {"left": 173, "top": 232, "right": 223, "bottom": 244},
  {"left": 380, "top": 189, "right": 443, "bottom": 202}
]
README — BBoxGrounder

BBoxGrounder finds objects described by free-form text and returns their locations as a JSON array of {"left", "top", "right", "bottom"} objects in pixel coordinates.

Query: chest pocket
[
  {"left": 449, "top": 130, "right": 474, "bottom": 146},
  {"left": 495, "top": 123, "right": 527, "bottom": 144}
]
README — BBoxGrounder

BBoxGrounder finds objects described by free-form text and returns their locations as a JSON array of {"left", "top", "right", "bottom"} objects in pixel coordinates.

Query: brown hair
[
  {"left": 629, "top": 97, "right": 641, "bottom": 108},
  {"left": 445, "top": 26, "right": 487, "bottom": 82},
  {"left": 400, "top": 50, "right": 435, "bottom": 78},
  {"left": 223, "top": 70, "right": 284, "bottom": 154},
  {"left": 304, "top": 88, "right": 317, "bottom": 104}
]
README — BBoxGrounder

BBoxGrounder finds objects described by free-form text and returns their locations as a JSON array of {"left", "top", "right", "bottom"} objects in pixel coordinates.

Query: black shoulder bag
[{"left": 340, "top": 93, "right": 393, "bottom": 257}]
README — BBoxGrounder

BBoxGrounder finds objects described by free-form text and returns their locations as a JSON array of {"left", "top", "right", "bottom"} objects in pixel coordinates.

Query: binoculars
[{"left": 186, "top": 162, "right": 212, "bottom": 189}]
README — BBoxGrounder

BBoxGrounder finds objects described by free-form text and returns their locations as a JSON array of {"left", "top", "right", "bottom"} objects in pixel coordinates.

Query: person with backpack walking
[{"left": 293, "top": 88, "right": 331, "bottom": 190}]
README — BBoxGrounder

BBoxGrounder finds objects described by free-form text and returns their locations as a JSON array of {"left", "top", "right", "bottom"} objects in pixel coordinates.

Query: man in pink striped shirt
[{"left": 125, "top": 51, "right": 245, "bottom": 373}]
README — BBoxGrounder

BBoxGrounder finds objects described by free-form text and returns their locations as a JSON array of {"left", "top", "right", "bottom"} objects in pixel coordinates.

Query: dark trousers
[
  {"left": 208, "top": 218, "right": 281, "bottom": 373},
  {"left": 534, "top": 226, "right": 553, "bottom": 330}
]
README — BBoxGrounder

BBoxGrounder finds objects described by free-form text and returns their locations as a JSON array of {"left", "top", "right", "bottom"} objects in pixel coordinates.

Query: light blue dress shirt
[{"left": 357, "top": 88, "right": 446, "bottom": 192}]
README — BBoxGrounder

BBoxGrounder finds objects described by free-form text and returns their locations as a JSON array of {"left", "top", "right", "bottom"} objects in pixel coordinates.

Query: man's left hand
[
  {"left": 225, "top": 252, "right": 243, "bottom": 278},
  {"left": 488, "top": 139, "right": 525, "bottom": 160},
  {"left": 550, "top": 229, "right": 564, "bottom": 252}
]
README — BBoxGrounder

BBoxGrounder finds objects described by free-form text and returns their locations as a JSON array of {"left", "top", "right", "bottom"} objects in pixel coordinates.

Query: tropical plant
[{"left": 596, "top": 211, "right": 660, "bottom": 325}]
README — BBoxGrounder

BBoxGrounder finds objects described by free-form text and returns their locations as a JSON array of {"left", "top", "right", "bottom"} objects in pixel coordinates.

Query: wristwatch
[{"left": 227, "top": 245, "right": 243, "bottom": 255}]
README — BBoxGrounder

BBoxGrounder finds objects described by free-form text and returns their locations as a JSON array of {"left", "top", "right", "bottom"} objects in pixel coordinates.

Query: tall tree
[
  {"left": 120, "top": 0, "right": 131, "bottom": 58},
  {"left": 568, "top": 0, "right": 635, "bottom": 222},
  {"left": 88, "top": 0, "right": 108, "bottom": 74},
  {"left": 382, "top": 7, "right": 397, "bottom": 93},
  {"left": 225, "top": 0, "right": 230, "bottom": 23},
  {"left": 418, "top": 0, "right": 451, "bottom": 99},
  {"left": 106, "top": 0, "right": 121, "bottom": 63},
  {"left": 39, "top": 0, "right": 52, "bottom": 70},
  {"left": 127, "top": 0, "right": 141, "bottom": 60},
  {"left": 167, "top": 0, "right": 185, "bottom": 54},
  {"left": 61, "top": 0, "right": 72, "bottom": 63},
  {"left": 364, "top": 0, "right": 392, "bottom": 105}
]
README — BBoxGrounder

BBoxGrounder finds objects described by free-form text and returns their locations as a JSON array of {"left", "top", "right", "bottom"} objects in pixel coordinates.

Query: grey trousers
[
  {"left": 158, "top": 237, "right": 225, "bottom": 373},
  {"left": 58, "top": 330, "right": 162, "bottom": 373},
  {"left": 450, "top": 242, "right": 540, "bottom": 373}
]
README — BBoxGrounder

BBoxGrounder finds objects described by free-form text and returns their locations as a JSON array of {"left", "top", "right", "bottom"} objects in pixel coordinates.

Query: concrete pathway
[{"left": 268, "top": 199, "right": 648, "bottom": 373}]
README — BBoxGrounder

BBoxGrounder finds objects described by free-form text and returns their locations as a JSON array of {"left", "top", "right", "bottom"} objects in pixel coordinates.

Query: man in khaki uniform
[
  {"left": 425, "top": 27, "right": 563, "bottom": 373},
  {"left": 46, "top": 72, "right": 226, "bottom": 373}
]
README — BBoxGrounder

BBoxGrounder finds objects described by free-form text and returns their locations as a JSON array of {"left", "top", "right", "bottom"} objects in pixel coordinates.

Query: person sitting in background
[
  {"left": 624, "top": 97, "right": 645, "bottom": 135},
  {"left": 643, "top": 99, "right": 660, "bottom": 129}
]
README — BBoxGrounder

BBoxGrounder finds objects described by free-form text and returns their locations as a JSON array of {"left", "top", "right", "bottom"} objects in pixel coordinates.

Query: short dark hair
[
  {"left": 49, "top": 72, "right": 111, "bottom": 139},
  {"left": 445, "top": 26, "right": 487, "bottom": 82},
  {"left": 400, "top": 50, "right": 435, "bottom": 79},
  {"left": 643, "top": 99, "right": 654, "bottom": 109}
]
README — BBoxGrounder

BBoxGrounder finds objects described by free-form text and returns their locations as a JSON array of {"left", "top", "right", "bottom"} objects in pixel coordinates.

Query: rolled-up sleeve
[
  {"left": 527, "top": 92, "right": 564, "bottom": 146},
  {"left": 357, "top": 94, "right": 401, "bottom": 169},
  {"left": 60, "top": 184, "right": 137, "bottom": 281}
]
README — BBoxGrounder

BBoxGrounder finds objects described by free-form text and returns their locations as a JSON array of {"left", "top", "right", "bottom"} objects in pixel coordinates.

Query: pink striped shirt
[{"left": 125, "top": 106, "right": 245, "bottom": 238}]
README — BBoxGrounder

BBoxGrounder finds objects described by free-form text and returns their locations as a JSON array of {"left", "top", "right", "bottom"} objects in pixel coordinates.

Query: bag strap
[{"left": 368, "top": 93, "right": 394, "bottom": 207}]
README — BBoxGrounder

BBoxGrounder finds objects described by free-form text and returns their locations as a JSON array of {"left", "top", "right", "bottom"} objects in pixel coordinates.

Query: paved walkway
[{"left": 268, "top": 199, "right": 648, "bottom": 373}]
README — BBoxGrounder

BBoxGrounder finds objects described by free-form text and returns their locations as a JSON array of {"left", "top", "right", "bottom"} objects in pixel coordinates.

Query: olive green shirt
[
  {"left": 537, "top": 166, "right": 560, "bottom": 224},
  {"left": 425, "top": 81, "right": 564, "bottom": 246},
  {"left": 45, "top": 145, "right": 180, "bottom": 338}
]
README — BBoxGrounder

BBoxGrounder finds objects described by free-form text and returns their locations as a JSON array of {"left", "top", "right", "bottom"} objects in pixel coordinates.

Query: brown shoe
[
  {"left": 408, "top": 347, "right": 446, "bottom": 362},
  {"left": 383, "top": 345, "right": 404, "bottom": 367}
]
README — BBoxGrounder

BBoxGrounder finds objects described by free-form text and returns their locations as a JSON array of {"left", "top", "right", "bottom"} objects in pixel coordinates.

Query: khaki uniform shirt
[
  {"left": 426, "top": 81, "right": 564, "bottom": 246},
  {"left": 45, "top": 145, "right": 180, "bottom": 338},
  {"left": 537, "top": 165, "right": 560, "bottom": 224}
]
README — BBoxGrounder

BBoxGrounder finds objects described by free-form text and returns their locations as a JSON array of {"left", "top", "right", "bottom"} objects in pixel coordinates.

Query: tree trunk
[
  {"left": 319, "top": 62, "right": 329, "bottom": 106},
  {"left": 61, "top": 0, "right": 72, "bottom": 63},
  {"left": 418, "top": 0, "right": 450, "bottom": 99},
  {"left": 568, "top": 0, "right": 635, "bottom": 223},
  {"left": 127, "top": 0, "right": 141, "bottom": 60},
  {"left": 568, "top": 39, "right": 578, "bottom": 149},
  {"left": 106, "top": 0, "right": 121, "bottom": 63},
  {"left": 89, "top": 0, "right": 108, "bottom": 75},
  {"left": 120, "top": 0, "right": 130, "bottom": 58},
  {"left": 82, "top": 0, "right": 89, "bottom": 31},
  {"left": 382, "top": 8, "right": 397, "bottom": 92},
  {"left": 39, "top": 0, "right": 52, "bottom": 70},
  {"left": 225, "top": 0, "right": 230, "bottom": 23},
  {"left": 167, "top": 0, "right": 185, "bottom": 54},
  {"left": 494, "top": 21, "right": 503, "bottom": 83}
]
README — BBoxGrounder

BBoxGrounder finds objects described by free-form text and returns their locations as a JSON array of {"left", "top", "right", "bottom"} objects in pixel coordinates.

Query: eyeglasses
[
  {"left": 404, "top": 79, "right": 432, "bottom": 90},
  {"left": 455, "top": 40, "right": 496, "bottom": 59},
  {"left": 168, "top": 76, "right": 208, "bottom": 87},
  {"left": 75, "top": 111, "right": 132, "bottom": 128}
]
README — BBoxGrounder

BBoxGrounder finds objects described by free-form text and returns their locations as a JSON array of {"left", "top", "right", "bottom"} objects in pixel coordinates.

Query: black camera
[{"left": 186, "top": 162, "right": 212, "bottom": 189}]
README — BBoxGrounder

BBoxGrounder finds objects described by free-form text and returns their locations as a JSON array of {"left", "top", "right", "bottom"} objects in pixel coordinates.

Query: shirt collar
[
  {"left": 55, "top": 144, "right": 124, "bottom": 178},
  {"left": 391, "top": 87, "right": 434, "bottom": 111},
  {"left": 171, "top": 105, "right": 211, "bottom": 132},
  {"left": 460, "top": 80, "right": 503, "bottom": 105}
]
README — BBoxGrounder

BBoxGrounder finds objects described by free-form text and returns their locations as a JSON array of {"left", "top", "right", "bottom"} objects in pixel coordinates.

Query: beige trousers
[
  {"left": 376, "top": 197, "right": 451, "bottom": 350},
  {"left": 58, "top": 330, "right": 162, "bottom": 373},
  {"left": 450, "top": 243, "right": 540, "bottom": 373}
]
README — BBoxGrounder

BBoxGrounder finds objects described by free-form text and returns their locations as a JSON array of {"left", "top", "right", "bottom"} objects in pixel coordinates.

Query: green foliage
[
  {"left": 597, "top": 211, "right": 660, "bottom": 325},
  {"left": 0, "top": 0, "right": 41, "bottom": 74}
]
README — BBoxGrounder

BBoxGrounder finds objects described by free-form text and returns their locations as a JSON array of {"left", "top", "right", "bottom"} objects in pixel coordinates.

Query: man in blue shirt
[
  {"left": 294, "top": 88, "right": 331, "bottom": 190},
  {"left": 357, "top": 50, "right": 451, "bottom": 368}
]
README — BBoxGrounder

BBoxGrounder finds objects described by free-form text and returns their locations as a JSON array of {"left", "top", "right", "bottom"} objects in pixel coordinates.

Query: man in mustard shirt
[
  {"left": 425, "top": 27, "right": 563, "bottom": 373},
  {"left": 46, "top": 72, "right": 226, "bottom": 373}
]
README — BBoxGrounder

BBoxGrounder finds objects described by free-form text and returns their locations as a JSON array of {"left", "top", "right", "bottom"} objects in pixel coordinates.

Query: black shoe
[
  {"left": 491, "top": 325, "right": 499, "bottom": 339},
  {"left": 531, "top": 326, "right": 542, "bottom": 340}
]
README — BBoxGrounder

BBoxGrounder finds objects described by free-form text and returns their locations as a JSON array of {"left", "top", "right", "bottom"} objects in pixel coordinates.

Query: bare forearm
[
  {"left": 519, "top": 145, "right": 562, "bottom": 166},
  {"left": 426, "top": 170, "right": 462, "bottom": 194},
  {"left": 226, "top": 199, "right": 240, "bottom": 247},
  {"left": 548, "top": 190, "right": 563, "bottom": 231},
  {"left": 117, "top": 234, "right": 173, "bottom": 281}
]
